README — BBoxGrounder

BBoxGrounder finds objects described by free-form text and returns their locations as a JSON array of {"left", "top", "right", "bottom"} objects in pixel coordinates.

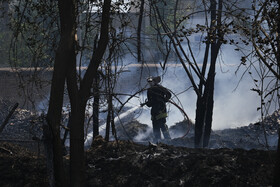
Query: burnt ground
[
  {"left": 0, "top": 100, "right": 279, "bottom": 186},
  {"left": 86, "top": 136, "right": 277, "bottom": 186},
  {"left": 0, "top": 138, "right": 277, "bottom": 186},
  {"left": 0, "top": 142, "right": 47, "bottom": 186}
]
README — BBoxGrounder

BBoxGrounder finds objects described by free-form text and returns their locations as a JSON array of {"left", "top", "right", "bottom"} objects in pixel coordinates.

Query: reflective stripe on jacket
[{"left": 152, "top": 110, "right": 168, "bottom": 121}]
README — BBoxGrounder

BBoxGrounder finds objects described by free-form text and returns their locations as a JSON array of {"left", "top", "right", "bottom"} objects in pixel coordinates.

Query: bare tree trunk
[
  {"left": 274, "top": 129, "right": 280, "bottom": 186},
  {"left": 195, "top": 0, "right": 222, "bottom": 148},
  {"left": 43, "top": 120, "right": 55, "bottom": 187},
  {"left": 46, "top": 52, "right": 67, "bottom": 186},
  {"left": 69, "top": 100, "right": 87, "bottom": 186},
  {"left": 62, "top": 112, "right": 70, "bottom": 145},
  {"left": 137, "top": 0, "right": 145, "bottom": 62},
  {"left": 273, "top": 1, "right": 280, "bottom": 185},
  {"left": 66, "top": 0, "right": 111, "bottom": 185},
  {"left": 46, "top": 0, "right": 77, "bottom": 186},
  {"left": 194, "top": 96, "right": 205, "bottom": 148},
  {"left": 203, "top": 68, "right": 215, "bottom": 147},
  {"left": 66, "top": 33, "right": 85, "bottom": 187},
  {"left": 111, "top": 108, "right": 117, "bottom": 142},
  {"left": 203, "top": 0, "right": 223, "bottom": 148},
  {"left": 92, "top": 74, "right": 100, "bottom": 139},
  {"left": 105, "top": 94, "right": 112, "bottom": 141}
]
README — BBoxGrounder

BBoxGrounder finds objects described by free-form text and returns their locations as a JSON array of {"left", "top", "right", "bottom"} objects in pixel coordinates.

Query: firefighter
[{"left": 141, "top": 76, "right": 171, "bottom": 141}]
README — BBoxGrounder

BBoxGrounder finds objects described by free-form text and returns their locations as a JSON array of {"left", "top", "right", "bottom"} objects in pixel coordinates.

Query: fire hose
[{"left": 167, "top": 100, "right": 193, "bottom": 138}]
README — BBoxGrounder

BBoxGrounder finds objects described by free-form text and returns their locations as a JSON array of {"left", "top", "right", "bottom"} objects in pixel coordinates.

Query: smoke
[
  {"left": 211, "top": 46, "right": 260, "bottom": 129},
  {"left": 35, "top": 47, "right": 264, "bottom": 142},
  {"left": 115, "top": 45, "right": 262, "bottom": 131},
  {"left": 213, "top": 69, "right": 260, "bottom": 130},
  {"left": 133, "top": 127, "right": 153, "bottom": 142}
]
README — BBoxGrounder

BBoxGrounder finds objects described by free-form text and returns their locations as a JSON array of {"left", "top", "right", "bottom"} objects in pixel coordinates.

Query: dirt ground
[
  {"left": 0, "top": 142, "right": 47, "bottom": 186},
  {"left": 0, "top": 136, "right": 277, "bottom": 186}
]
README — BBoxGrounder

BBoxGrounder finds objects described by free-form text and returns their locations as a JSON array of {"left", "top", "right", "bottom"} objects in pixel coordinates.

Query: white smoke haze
[
  {"left": 118, "top": 44, "right": 262, "bottom": 131},
  {"left": 38, "top": 46, "right": 265, "bottom": 143},
  {"left": 211, "top": 45, "right": 260, "bottom": 129},
  {"left": 213, "top": 70, "right": 260, "bottom": 130},
  {"left": 133, "top": 127, "right": 153, "bottom": 142}
]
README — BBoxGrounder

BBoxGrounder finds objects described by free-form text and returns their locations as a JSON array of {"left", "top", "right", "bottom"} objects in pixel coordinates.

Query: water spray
[{"left": 84, "top": 105, "right": 141, "bottom": 146}]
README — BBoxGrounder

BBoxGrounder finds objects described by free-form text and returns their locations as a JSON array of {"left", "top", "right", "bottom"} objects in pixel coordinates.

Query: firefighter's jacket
[{"left": 146, "top": 84, "right": 171, "bottom": 120}]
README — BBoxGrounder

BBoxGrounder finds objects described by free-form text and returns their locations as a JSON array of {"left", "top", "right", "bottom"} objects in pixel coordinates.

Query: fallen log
[{"left": 0, "top": 103, "right": 19, "bottom": 134}]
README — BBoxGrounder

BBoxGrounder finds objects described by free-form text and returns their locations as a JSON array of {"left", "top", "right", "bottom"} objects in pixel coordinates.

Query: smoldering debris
[
  {"left": 0, "top": 100, "right": 278, "bottom": 186},
  {"left": 160, "top": 110, "right": 279, "bottom": 150},
  {"left": 0, "top": 100, "right": 43, "bottom": 141},
  {"left": 169, "top": 119, "right": 195, "bottom": 138},
  {"left": 209, "top": 110, "right": 279, "bottom": 150},
  {"left": 85, "top": 136, "right": 276, "bottom": 186},
  {"left": 0, "top": 134, "right": 276, "bottom": 186},
  {"left": 119, "top": 111, "right": 279, "bottom": 150},
  {"left": 115, "top": 120, "right": 153, "bottom": 141},
  {"left": 1, "top": 96, "right": 279, "bottom": 151}
]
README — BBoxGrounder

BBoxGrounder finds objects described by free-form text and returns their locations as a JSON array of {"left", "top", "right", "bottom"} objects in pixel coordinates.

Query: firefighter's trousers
[{"left": 152, "top": 118, "right": 171, "bottom": 140}]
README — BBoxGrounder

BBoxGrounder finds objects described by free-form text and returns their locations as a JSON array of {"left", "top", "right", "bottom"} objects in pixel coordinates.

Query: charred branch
[{"left": 0, "top": 103, "right": 18, "bottom": 134}]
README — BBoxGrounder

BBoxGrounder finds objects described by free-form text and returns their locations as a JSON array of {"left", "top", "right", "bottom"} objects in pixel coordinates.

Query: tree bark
[
  {"left": 273, "top": 129, "right": 280, "bottom": 186},
  {"left": 273, "top": 1, "right": 280, "bottom": 185},
  {"left": 46, "top": 49, "right": 67, "bottom": 186},
  {"left": 137, "top": 0, "right": 145, "bottom": 62},
  {"left": 66, "top": 28, "right": 83, "bottom": 187},
  {"left": 46, "top": 0, "right": 77, "bottom": 186},
  {"left": 66, "top": 0, "right": 111, "bottom": 185},
  {"left": 202, "top": 0, "right": 223, "bottom": 148},
  {"left": 43, "top": 121, "right": 54, "bottom": 187},
  {"left": 92, "top": 74, "right": 100, "bottom": 139},
  {"left": 105, "top": 94, "right": 112, "bottom": 141},
  {"left": 203, "top": 69, "right": 215, "bottom": 147},
  {"left": 194, "top": 0, "right": 222, "bottom": 148},
  {"left": 194, "top": 96, "right": 205, "bottom": 148}
]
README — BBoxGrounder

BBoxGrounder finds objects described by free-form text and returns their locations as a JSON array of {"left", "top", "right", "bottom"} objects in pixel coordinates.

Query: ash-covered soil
[
  {"left": 86, "top": 136, "right": 277, "bottom": 186},
  {"left": 115, "top": 110, "right": 279, "bottom": 150},
  {"left": 0, "top": 100, "right": 278, "bottom": 186},
  {"left": 0, "top": 142, "right": 47, "bottom": 186},
  {"left": 0, "top": 138, "right": 277, "bottom": 186}
]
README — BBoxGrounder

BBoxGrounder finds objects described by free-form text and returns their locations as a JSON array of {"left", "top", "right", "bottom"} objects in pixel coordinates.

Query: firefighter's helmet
[{"left": 147, "top": 76, "right": 161, "bottom": 84}]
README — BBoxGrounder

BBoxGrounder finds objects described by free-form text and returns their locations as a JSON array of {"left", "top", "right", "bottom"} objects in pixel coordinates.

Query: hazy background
[{"left": 114, "top": 45, "right": 261, "bottom": 130}]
